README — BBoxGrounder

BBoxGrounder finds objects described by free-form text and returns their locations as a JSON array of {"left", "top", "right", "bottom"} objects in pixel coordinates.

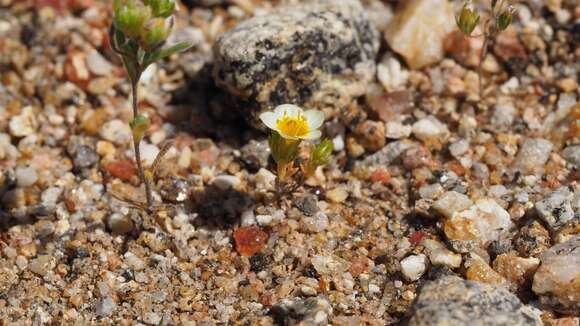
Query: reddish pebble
[
  {"left": 493, "top": 33, "right": 528, "bottom": 62},
  {"left": 410, "top": 231, "right": 428, "bottom": 246},
  {"left": 371, "top": 169, "right": 391, "bottom": 184},
  {"left": 103, "top": 160, "right": 137, "bottom": 182},
  {"left": 234, "top": 226, "right": 268, "bottom": 256},
  {"left": 402, "top": 146, "right": 432, "bottom": 170},
  {"left": 348, "top": 257, "right": 370, "bottom": 277}
]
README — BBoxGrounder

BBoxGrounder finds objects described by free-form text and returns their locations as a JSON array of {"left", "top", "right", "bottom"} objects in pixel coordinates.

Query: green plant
[
  {"left": 110, "top": 0, "right": 193, "bottom": 210},
  {"left": 456, "top": 0, "right": 515, "bottom": 98},
  {"left": 260, "top": 104, "right": 333, "bottom": 195}
]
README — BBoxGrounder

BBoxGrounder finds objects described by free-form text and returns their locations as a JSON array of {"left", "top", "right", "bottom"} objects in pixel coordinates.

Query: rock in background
[
  {"left": 384, "top": 0, "right": 455, "bottom": 69},
  {"left": 407, "top": 276, "right": 542, "bottom": 326},
  {"left": 213, "top": 0, "right": 379, "bottom": 125}
]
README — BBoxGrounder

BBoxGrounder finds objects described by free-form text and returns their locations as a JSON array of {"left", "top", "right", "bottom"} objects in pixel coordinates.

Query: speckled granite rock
[
  {"left": 407, "top": 276, "right": 542, "bottom": 326},
  {"left": 532, "top": 235, "right": 580, "bottom": 314},
  {"left": 270, "top": 297, "right": 333, "bottom": 326},
  {"left": 213, "top": 0, "right": 379, "bottom": 125}
]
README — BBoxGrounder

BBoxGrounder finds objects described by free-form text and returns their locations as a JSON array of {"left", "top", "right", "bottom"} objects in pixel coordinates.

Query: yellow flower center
[{"left": 276, "top": 113, "right": 309, "bottom": 138}]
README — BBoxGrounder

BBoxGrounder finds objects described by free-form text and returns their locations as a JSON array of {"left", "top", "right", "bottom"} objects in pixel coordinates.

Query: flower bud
[
  {"left": 456, "top": 2, "right": 480, "bottom": 36},
  {"left": 129, "top": 115, "right": 151, "bottom": 142},
  {"left": 139, "top": 17, "right": 173, "bottom": 51},
  {"left": 496, "top": 5, "right": 515, "bottom": 31},
  {"left": 113, "top": 0, "right": 151, "bottom": 39},
  {"left": 144, "top": 0, "right": 175, "bottom": 18}
]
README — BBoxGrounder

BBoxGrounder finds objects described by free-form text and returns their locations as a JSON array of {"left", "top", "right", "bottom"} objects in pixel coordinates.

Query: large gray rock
[
  {"left": 213, "top": 0, "right": 379, "bottom": 124},
  {"left": 407, "top": 276, "right": 542, "bottom": 326},
  {"left": 532, "top": 235, "right": 580, "bottom": 314}
]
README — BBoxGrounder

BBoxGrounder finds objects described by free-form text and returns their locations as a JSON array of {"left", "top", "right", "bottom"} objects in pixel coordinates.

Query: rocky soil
[{"left": 0, "top": 0, "right": 579, "bottom": 325}]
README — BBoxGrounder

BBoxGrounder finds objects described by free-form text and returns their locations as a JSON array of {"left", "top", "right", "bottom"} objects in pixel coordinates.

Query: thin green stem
[{"left": 131, "top": 80, "right": 153, "bottom": 210}]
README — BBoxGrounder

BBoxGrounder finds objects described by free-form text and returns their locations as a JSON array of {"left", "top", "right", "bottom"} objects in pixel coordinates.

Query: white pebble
[
  {"left": 400, "top": 254, "right": 427, "bottom": 282},
  {"left": 212, "top": 175, "right": 241, "bottom": 190},
  {"left": 16, "top": 166, "right": 38, "bottom": 187}
]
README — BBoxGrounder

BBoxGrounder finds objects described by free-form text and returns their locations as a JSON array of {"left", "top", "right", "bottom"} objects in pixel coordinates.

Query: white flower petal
[
  {"left": 305, "top": 109, "right": 325, "bottom": 130},
  {"left": 300, "top": 130, "right": 322, "bottom": 140},
  {"left": 275, "top": 104, "right": 303, "bottom": 118},
  {"left": 260, "top": 112, "right": 279, "bottom": 131}
]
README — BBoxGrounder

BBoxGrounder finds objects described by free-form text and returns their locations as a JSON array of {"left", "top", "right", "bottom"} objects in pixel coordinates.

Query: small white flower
[{"left": 259, "top": 104, "right": 325, "bottom": 141}]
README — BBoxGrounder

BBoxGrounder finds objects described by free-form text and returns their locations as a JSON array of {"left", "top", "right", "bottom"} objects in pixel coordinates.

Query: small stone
[
  {"left": 99, "top": 119, "right": 132, "bottom": 145},
  {"left": 357, "top": 140, "right": 412, "bottom": 169},
  {"left": 491, "top": 99, "right": 517, "bottom": 129},
  {"left": 234, "top": 226, "right": 269, "bottom": 256},
  {"left": 255, "top": 168, "right": 276, "bottom": 191},
  {"left": 29, "top": 255, "right": 55, "bottom": 276},
  {"left": 301, "top": 212, "right": 329, "bottom": 233},
  {"left": 294, "top": 195, "right": 319, "bottom": 216},
  {"left": 86, "top": 50, "right": 114, "bottom": 76},
  {"left": 401, "top": 146, "right": 432, "bottom": 170},
  {"left": 73, "top": 145, "right": 99, "bottom": 170},
  {"left": 15, "top": 166, "right": 38, "bottom": 187},
  {"left": 124, "top": 252, "right": 145, "bottom": 271},
  {"left": 492, "top": 254, "right": 539, "bottom": 287},
  {"left": 535, "top": 187, "right": 576, "bottom": 231},
  {"left": 532, "top": 235, "right": 580, "bottom": 314},
  {"left": 466, "top": 256, "right": 507, "bottom": 286},
  {"left": 400, "top": 254, "right": 427, "bottom": 282},
  {"left": 433, "top": 191, "right": 473, "bottom": 218},
  {"left": 407, "top": 276, "right": 542, "bottom": 326},
  {"left": 143, "top": 312, "right": 161, "bottom": 325},
  {"left": 9, "top": 106, "right": 37, "bottom": 137},
  {"left": 377, "top": 55, "right": 409, "bottom": 91},
  {"left": 271, "top": 297, "right": 333, "bottom": 326},
  {"left": 240, "top": 140, "right": 270, "bottom": 171},
  {"left": 562, "top": 146, "right": 580, "bottom": 168},
  {"left": 95, "top": 297, "right": 116, "bottom": 317},
  {"left": 449, "top": 139, "right": 469, "bottom": 158},
  {"left": 139, "top": 143, "right": 159, "bottom": 167},
  {"left": 412, "top": 116, "right": 449, "bottom": 143},
  {"left": 385, "top": 0, "right": 455, "bottom": 69},
  {"left": 212, "top": 175, "right": 241, "bottom": 190},
  {"left": 326, "top": 187, "right": 348, "bottom": 203},
  {"left": 422, "top": 239, "right": 462, "bottom": 269},
  {"left": 354, "top": 120, "right": 386, "bottom": 152},
  {"left": 385, "top": 121, "right": 412, "bottom": 139},
  {"left": 256, "top": 215, "right": 273, "bottom": 226},
  {"left": 311, "top": 255, "right": 349, "bottom": 276},
  {"left": 418, "top": 184, "right": 444, "bottom": 200},
  {"left": 103, "top": 160, "right": 137, "bottom": 182},
  {"left": 557, "top": 78, "right": 578, "bottom": 93},
  {"left": 240, "top": 209, "right": 256, "bottom": 226},
  {"left": 371, "top": 90, "right": 413, "bottom": 123},
  {"left": 444, "top": 199, "right": 514, "bottom": 248},
  {"left": 511, "top": 138, "right": 553, "bottom": 176},
  {"left": 514, "top": 221, "right": 551, "bottom": 257}
]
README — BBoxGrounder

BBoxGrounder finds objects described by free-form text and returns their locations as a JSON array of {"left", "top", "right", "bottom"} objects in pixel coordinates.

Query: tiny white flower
[{"left": 260, "top": 104, "right": 324, "bottom": 141}]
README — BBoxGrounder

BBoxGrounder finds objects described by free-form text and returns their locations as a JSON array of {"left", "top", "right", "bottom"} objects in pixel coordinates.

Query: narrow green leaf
[{"left": 143, "top": 42, "right": 193, "bottom": 66}]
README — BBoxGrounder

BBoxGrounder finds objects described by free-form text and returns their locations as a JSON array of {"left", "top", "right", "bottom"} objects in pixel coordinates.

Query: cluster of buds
[
  {"left": 456, "top": 0, "right": 515, "bottom": 37},
  {"left": 110, "top": 0, "right": 192, "bottom": 209},
  {"left": 260, "top": 105, "right": 333, "bottom": 189}
]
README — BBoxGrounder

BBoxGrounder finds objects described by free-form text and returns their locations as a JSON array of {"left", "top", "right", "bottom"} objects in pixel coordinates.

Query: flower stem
[
  {"left": 478, "top": 33, "right": 489, "bottom": 99},
  {"left": 131, "top": 80, "right": 153, "bottom": 210}
]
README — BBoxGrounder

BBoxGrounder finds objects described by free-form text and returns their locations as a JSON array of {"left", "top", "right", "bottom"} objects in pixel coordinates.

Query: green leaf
[{"left": 143, "top": 41, "right": 193, "bottom": 66}]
